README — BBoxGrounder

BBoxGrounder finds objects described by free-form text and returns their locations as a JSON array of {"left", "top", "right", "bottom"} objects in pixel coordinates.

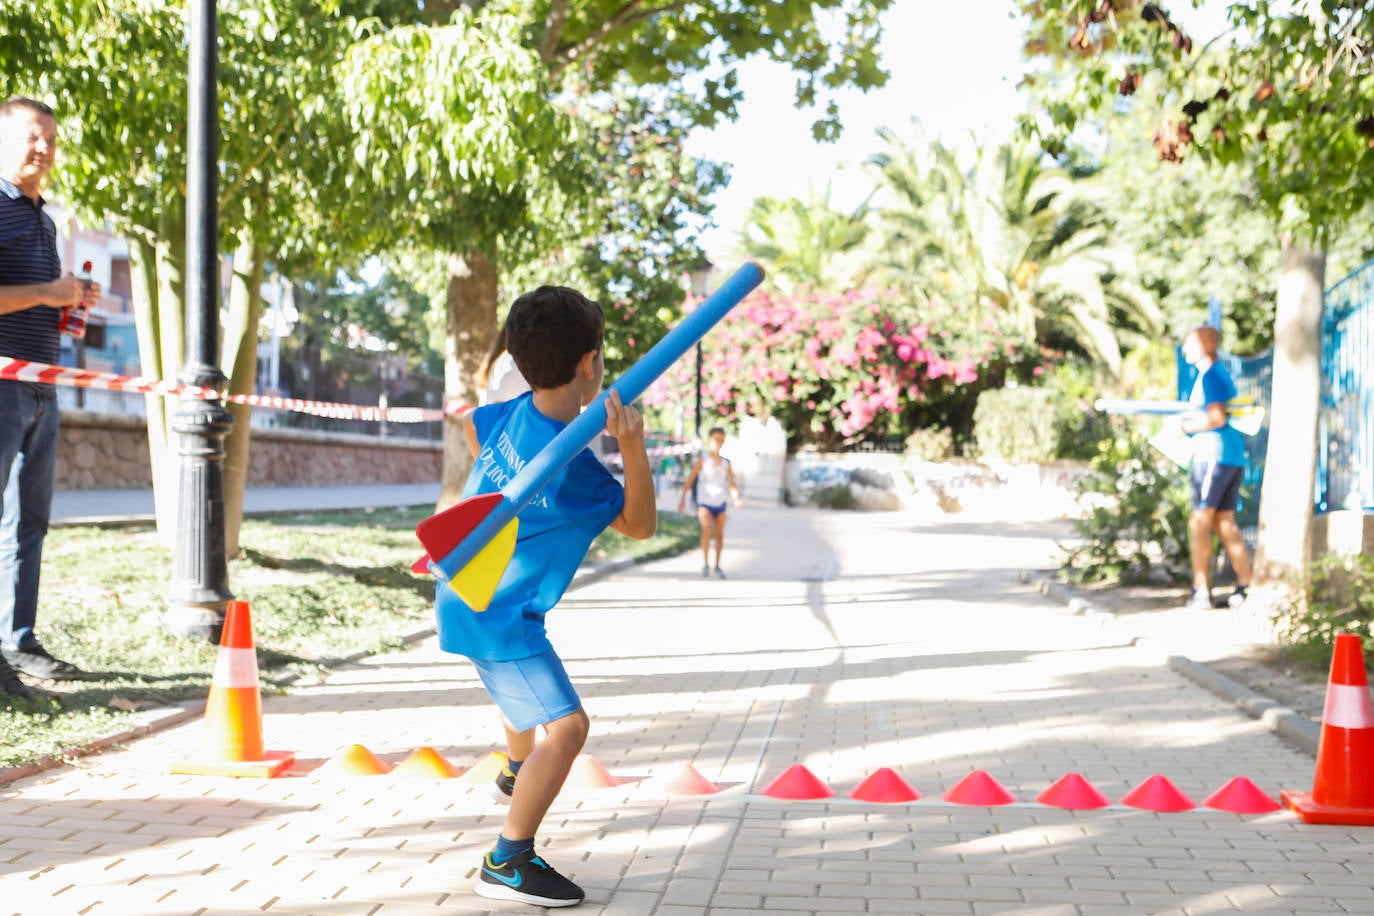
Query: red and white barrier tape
[
  {"left": 0, "top": 356, "right": 473, "bottom": 423},
  {"left": 604, "top": 440, "right": 698, "bottom": 466}
]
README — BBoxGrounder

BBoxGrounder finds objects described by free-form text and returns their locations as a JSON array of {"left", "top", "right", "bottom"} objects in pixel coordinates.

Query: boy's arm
[{"left": 604, "top": 390, "right": 657, "bottom": 539}]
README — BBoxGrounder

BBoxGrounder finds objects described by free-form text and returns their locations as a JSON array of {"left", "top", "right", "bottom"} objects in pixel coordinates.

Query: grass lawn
[{"left": 0, "top": 506, "right": 697, "bottom": 773}]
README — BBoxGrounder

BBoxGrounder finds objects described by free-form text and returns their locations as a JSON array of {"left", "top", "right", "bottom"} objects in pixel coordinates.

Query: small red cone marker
[
  {"left": 1120, "top": 774, "right": 1196, "bottom": 812},
  {"left": 1036, "top": 772, "right": 1112, "bottom": 810},
  {"left": 762, "top": 764, "right": 833, "bottom": 800},
  {"left": 941, "top": 770, "right": 1016, "bottom": 806}
]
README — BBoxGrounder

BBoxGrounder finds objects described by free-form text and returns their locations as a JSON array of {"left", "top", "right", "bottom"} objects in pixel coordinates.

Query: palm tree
[
  {"left": 738, "top": 183, "right": 871, "bottom": 293},
  {"left": 867, "top": 125, "right": 1161, "bottom": 372}
]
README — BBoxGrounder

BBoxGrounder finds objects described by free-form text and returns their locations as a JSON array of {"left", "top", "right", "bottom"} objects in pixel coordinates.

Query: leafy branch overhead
[{"left": 1019, "top": 0, "right": 1374, "bottom": 239}]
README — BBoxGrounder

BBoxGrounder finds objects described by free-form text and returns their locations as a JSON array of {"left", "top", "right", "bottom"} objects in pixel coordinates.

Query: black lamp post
[
  {"left": 687, "top": 260, "right": 713, "bottom": 438},
  {"left": 165, "top": 0, "right": 234, "bottom": 639}
]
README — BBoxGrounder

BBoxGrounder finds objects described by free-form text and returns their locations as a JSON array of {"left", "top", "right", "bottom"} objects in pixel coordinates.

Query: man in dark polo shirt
[{"left": 0, "top": 97, "right": 100, "bottom": 699}]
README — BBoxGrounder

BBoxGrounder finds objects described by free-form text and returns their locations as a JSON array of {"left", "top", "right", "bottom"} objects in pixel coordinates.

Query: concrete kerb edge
[
  {"left": 1021, "top": 570, "right": 1321, "bottom": 757},
  {"left": 0, "top": 553, "right": 650, "bottom": 787}
]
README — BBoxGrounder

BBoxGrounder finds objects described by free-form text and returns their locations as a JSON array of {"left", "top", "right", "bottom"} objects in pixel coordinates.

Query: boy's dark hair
[
  {"left": 0, "top": 97, "right": 55, "bottom": 120},
  {"left": 503, "top": 286, "right": 604, "bottom": 389},
  {"left": 709, "top": 427, "right": 726, "bottom": 438}
]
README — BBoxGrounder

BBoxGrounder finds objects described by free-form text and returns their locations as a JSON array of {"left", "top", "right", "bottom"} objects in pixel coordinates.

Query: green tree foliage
[
  {"left": 739, "top": 184, "right": 871, "bottom": 293},
  {"left": 503, "top": 84, "right": 729, "bottom": 379},
  {"left": 1063, "top": 80, "right": 1374, "bottom": 355},
  {"left": 1020, "top": 0, "right": 1374, "bottom": 240},
  {"left": 865, "top": 125, "right": 1162, "bottom": 372}
]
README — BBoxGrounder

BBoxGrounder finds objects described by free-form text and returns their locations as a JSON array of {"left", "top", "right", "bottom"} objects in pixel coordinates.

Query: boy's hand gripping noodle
[{"left": 413, "top": 262, "right": 766, "bottom": 610}]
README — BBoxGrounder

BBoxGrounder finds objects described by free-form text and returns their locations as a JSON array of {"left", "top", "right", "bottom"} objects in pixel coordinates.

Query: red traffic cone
[
  {"left": 1282, "top": 633, "right": 1374, "bottom": 825},
  {"left": 850, "top": 767, "right": 921, "bottom": 803},
  {"left": 1120, "top": 775, "right": 1195, "bottom": 812},
  {"left": 762, "top": 764, "right": 833, "bottom": 800},
  {"left": 1204, "top": 776, "right": 1281, "bottom": 814},
  {"left": 1037, "top": 772, "right": 1111, "bottom": 810},
  {"left": 170, "top": 600, "right": 294, "bottom": 778}
]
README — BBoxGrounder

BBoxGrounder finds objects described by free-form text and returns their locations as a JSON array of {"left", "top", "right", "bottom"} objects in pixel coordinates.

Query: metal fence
[{"left": 1319, "top": 258, "right": 1374, "bottom": 511}]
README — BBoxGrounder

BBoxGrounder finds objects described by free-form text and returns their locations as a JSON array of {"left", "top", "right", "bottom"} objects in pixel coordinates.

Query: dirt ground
[{"left": 1055, "top": 578, "right": 1331, "bottom": 722}]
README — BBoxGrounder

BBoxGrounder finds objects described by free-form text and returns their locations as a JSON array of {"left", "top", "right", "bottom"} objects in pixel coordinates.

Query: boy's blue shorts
[{"left": 469, "top": 648, "right": 582, "bottom": 732}]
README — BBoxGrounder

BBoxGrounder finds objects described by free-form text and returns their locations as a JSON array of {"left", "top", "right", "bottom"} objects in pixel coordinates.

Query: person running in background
[
  {"left": 1180, "top": 325, "right": 1252, "bottom": 610},
  {"left": 678, "top": 426, "right": 742, "bottom": 578}
]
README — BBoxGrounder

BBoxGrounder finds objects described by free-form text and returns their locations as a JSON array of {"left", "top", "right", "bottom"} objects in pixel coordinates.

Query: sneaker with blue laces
[{"left": 475, "top": 848, "right": 584, "bottom": 907}]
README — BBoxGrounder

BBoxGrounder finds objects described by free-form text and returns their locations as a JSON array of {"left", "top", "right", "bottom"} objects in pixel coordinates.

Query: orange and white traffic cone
[
  {"left": 1281, "top": 633, "right": 1374, "bottom": 825},
  {"left": 170, "top": 600, "right": 295, "bottom": 778}
]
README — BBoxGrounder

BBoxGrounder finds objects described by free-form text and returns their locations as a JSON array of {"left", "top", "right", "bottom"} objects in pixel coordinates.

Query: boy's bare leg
[
  {"left": 502, "top": 708, "right": 590, "bottom": 840},
  {"left": 1214, "top": 511, "right": 1252, "bottom": 586},
  {"left": 502, "top": 715, "right": 535, "bottom": 763},
  {"left": 1188, "top": 508, "right": 1216, "bottom": 592},
  {"left": 713, "top": 515, "right": 726, "bottom": 568}
]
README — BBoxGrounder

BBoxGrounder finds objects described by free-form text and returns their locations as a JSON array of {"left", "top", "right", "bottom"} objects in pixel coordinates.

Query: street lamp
[
  {"left": 686, "top": 259, "right": 713, "bottom": 438},
  {"left": 165, "top": 0, "right": 234, "bottom": 640}
]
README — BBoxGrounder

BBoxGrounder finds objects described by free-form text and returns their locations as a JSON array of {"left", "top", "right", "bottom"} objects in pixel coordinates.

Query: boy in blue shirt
[
  {"left": 442, "top": 285, "right": 656, "bottom": 907},
  {"left": 1180, "top": 325, "right": 1252, "bottom": 610}
]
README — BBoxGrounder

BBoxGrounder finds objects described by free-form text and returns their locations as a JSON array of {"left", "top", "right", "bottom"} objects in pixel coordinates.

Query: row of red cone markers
[
  {"left": 763, "top": 765, "right": 1282, "bottom": 814},
  {"left": 306, "top": 743, "right": 1279, "bottom": 815}
]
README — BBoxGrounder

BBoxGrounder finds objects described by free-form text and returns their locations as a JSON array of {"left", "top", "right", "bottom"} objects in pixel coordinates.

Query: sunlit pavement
[{"left": 3, "top": 501, "right": 1372, "bottom": 915}]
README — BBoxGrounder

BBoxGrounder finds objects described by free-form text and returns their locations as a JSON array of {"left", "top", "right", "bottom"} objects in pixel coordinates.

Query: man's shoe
[
  {"left": 700, "top": 564, "right": 710, "bottom": 578},
  {"left": 0, "top": 654, "right": 33, "bottom": 699},
  {"left": 713, "top": 566, "right": 726, "bottom": 579},
  {"left": 1187, "top": 589, "right": 1215, "bottom": 610},
  {"left": 1227, "top": 587, "right": 1249, "bottom": 609},
  {"left": 474, "top": 849, "right": 585, "bottom": 907},
  {"left": 3, "top": 642, "right": 86, "bottom": 680}
]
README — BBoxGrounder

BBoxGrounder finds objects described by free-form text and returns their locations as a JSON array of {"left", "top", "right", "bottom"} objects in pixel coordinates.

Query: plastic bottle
[{"left": 58, "top": 259, "right": 92, "bottom": 339}]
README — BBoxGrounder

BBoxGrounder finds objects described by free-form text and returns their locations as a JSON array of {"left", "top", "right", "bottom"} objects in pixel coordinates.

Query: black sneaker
[
  {"left": 494, "top": 764, "right": 517, "bottom": 798},
  {"left": 0, "top": 654, "right": 33, "bottom": 699},
  {"left": 2, "top": 641, "right": 86, "bottom": 680},
  {"left": 474, "top": 849, "right": 584, "bottom": 907}
]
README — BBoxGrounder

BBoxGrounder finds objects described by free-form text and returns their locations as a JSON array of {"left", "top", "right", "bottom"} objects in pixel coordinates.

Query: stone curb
[
  {"left": 1022, "top": 570, "right": 1321, "bottom": 757},
  {"left": 0, "top": 553, "right": 649, "bottom": 787}
]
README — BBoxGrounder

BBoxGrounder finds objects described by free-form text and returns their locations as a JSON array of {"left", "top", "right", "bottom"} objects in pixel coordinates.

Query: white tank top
[{"left": 697, "top": 456, "right": 730, "bottom": 507}]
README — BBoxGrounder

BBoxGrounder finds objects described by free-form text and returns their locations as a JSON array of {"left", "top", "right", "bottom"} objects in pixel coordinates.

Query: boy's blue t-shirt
[
  {"left": 1188, "top": 362, "right": 1246, "bottom": 467},
  {"left": 435, "top": 393, "right": 625, "bottom": 661}
]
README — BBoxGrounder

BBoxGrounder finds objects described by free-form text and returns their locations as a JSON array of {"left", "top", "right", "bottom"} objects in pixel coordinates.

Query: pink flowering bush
[{"left": 644, "top": 286, "right": 1019, "bottom": 450}]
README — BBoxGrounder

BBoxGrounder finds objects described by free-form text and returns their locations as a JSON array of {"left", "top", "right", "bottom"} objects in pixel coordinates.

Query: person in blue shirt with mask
[
  {"left": 1180, "top": 325, "right": 1252, "bottom": 610},
  {"left": 441, "top": 285, "right": 655, "bottom": 908}
]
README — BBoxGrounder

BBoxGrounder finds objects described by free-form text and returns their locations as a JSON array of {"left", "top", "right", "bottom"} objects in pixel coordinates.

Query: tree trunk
[
  {"left": 437, "top": 249, "right": 499, "bottom": 511},
  {"left": 1253, "top": 240, "right": 1326, "bottom": 586},
  {"left": 221, "top": 231, "right": 265, "bottom": 557},
  {"left": 126, "top": 203, "right": 189, "bottom": 547}
]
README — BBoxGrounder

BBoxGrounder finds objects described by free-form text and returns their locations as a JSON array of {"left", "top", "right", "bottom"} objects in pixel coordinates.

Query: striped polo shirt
[{"left": 0, "top": 175, "right": 62, "bottom": 366}]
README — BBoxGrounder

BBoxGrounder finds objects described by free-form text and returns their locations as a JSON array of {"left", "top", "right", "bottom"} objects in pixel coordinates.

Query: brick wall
[{"left": 56, "top": 411, "right": 442, "bottom": 490}]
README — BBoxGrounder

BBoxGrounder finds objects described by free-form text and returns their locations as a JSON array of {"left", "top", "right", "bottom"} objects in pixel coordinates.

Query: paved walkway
[{"left": 4, "top": 501, "right": 1372, "bottom": 915}]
